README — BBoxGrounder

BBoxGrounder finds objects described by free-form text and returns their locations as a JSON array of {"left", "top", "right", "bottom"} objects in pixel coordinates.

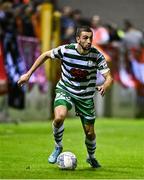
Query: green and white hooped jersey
[{"left": 50, "top": 43, "right": 109, "bottom": 99}]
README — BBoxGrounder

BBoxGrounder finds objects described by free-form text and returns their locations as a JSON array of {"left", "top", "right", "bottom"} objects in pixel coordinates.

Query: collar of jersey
[{"left": 75, "top": 43, "right": 91, "bottom": 56}]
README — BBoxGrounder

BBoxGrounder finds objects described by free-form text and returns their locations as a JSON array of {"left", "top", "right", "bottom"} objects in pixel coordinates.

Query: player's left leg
[
  {"left": 74, "top": 98, "right": 101, "bottom": 168},
  {"left": 82, "top": 123, "right": 101, "bottom": 168}
]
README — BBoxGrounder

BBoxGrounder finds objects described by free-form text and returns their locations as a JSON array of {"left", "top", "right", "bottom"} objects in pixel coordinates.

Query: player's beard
[{"left": 79, "top": 42, "right": 91, "bottom": 51}]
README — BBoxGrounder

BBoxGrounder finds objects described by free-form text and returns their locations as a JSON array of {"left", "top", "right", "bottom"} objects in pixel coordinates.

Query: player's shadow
[{"left": 76, "top": 166, "right": 131, "bottom": 174}]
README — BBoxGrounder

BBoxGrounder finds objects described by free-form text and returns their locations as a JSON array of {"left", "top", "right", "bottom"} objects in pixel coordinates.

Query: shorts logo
[{"left": 56, "top": 92, "right": 71, "bottom": 101}]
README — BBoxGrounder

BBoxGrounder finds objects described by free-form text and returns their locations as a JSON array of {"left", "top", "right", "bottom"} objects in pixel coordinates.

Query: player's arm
[
  {"left": 18, "top": 50, "right": 52, "bottom": 86},
  {"left": 96, "top": 70, "right": 113, "bottom": 96}
]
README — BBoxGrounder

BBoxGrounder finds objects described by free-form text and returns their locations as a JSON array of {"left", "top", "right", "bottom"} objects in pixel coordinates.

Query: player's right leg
[
  {"left": 48, "top": 90, "right": 73, "bottom": 164},
  {"left": 48, "top": 105, "right": 67, "bottom": 164}
]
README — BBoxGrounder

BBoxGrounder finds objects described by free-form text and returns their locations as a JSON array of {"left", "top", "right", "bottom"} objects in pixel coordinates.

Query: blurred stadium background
[
  {"left": 0, "top": 0, "right": 144, "bottom": 122},
  {"left": 0, "top": 0, "right": 144, "bottom": 179}
]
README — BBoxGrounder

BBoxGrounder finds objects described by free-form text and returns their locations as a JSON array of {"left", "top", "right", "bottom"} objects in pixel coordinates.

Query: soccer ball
[{"left": 57, "top": 151, "right": 77, "bottom": 170}]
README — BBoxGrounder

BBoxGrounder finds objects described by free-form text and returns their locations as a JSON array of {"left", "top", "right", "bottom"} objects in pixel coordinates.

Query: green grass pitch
[{"left": 0, "top": 118, "right": 144, "bottom": 179}]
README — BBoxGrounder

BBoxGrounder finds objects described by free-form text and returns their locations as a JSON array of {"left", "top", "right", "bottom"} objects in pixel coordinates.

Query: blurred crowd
[
  {"left": 0, "top": 0, "right": 144, "bottom": 120},
  {"left": 1, "top": 0, "right": 143, "bottom": 44}
]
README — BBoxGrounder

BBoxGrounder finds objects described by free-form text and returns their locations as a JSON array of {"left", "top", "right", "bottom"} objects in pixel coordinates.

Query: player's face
[{"left": 76, "top": 31, "right": 93, "bottom": 50}]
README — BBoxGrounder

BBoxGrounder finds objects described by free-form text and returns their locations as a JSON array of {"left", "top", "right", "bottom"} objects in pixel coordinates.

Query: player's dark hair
[{"left": 76, "top": 26, "right": 92, "bottom": 37}]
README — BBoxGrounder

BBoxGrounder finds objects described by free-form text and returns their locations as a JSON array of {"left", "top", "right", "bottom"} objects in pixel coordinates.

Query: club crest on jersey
[{"left": 87, "top": 60, "right": 94, "bottom": 67}]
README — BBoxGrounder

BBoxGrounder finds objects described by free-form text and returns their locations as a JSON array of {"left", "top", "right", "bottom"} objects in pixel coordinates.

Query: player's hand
[
  {"left": 96, "top": 71, "right": 113, "bottom": 96},
  {"left": 17, "top": 73, "right": 30, "bottom": 87},
  {"left": 96, "top": 85, "right": 106, "bottom": 96}
]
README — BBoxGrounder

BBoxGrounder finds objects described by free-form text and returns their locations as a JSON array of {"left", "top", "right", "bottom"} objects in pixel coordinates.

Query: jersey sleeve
[
  {"left": 50, "top": 45, "right": 65, "bottom": 59},
  {"left": 96, "top": 53, "right": 110, "bottom": 74}
]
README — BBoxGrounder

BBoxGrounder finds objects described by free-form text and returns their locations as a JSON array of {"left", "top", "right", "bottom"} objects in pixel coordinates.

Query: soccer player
[{"left": 18, "top": 26, "right": 113, "bottom": 168}]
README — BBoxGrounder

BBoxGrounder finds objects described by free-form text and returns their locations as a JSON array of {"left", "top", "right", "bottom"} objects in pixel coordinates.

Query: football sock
[
  {"left": 52, "top": 122, "right": 64, "bottom": 147},
  {"left": 85, "top": 137, "right": 96, "bottom": 159}
]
